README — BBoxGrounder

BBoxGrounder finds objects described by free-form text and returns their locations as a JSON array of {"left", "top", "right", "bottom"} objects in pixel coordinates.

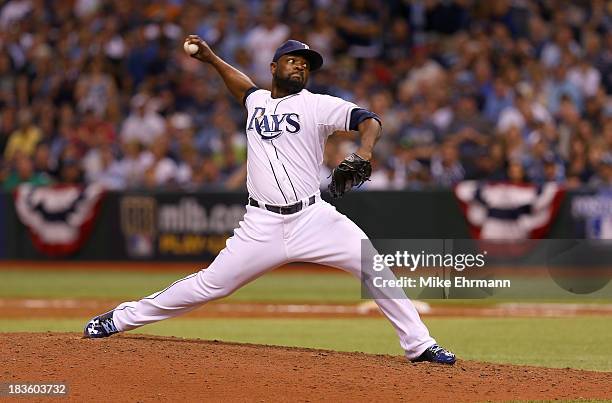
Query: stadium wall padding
[{"left": 0, "top": 189, "right": 597, "bottom": 261}]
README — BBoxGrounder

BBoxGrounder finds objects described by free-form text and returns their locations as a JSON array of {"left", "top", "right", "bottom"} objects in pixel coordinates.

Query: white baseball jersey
[
  {"left": 109, "top": 87, "right": 437, "bottom": 361},
  {"left": 244, "top": 88, "right": 358, "bottom": 205}
]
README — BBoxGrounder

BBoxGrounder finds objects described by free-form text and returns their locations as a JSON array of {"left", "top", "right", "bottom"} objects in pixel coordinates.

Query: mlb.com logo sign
[{"left": 572, "top": 192, "right": 612, "bottom": 239}]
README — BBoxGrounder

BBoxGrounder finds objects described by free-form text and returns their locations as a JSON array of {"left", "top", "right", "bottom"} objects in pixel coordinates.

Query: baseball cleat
[
  {"left": 411, "top": 344, "right": 456, "bottom": 365},
  {"left": 83, "top": 311, "right": 119, "bottom": 338}
]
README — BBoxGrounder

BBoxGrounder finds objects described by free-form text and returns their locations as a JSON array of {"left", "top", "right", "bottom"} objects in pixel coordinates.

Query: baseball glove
[{"left": 328, "top": 153, "right": 372, "bottom": 199}]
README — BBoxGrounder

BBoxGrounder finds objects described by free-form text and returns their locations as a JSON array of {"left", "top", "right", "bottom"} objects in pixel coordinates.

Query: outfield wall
[{"left": 0, "top": 188, "right": 606, "bottom": 261}]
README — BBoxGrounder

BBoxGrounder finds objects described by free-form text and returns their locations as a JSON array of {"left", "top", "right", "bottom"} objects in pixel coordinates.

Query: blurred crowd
[{"left": 1, "top": 0, "right": 612, "bottom": 192}]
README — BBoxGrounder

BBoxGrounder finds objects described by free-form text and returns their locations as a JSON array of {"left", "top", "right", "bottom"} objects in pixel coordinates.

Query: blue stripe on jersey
[
  {"left": 273, "top": 93, "right": 300, "bottom": 114},
  {"left": 272, "top": 140, "right": 298, "bottom": 201},
  {"left": 270, "top": 94, "right": 301, "bottom": 201},
  {"left": 268, "top": 159, "right": 288, "bottom": 203}
]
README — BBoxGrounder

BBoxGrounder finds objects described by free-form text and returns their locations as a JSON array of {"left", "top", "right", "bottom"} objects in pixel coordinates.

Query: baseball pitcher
[{"left": 84, "top": 37, "right": 456, "bottom": 364}]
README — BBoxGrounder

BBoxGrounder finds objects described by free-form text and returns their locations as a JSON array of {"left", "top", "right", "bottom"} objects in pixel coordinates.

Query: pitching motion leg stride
[{"left": 83, "top": 201, "right": 456, "bottom": 365}]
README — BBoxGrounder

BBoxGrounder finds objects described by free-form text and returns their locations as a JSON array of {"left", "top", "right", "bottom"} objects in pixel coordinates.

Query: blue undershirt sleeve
[{"left": 348, "top": 108, "right": 382, "bottom": 130}]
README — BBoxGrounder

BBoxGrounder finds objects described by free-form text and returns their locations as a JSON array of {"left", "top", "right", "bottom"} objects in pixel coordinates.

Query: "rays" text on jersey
[{"left": 247, "top": 107, "right": 301, "bottom": 139}]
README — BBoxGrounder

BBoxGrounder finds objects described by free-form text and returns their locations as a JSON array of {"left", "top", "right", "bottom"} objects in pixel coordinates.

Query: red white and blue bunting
[{"left": 14, "top": 184, "right": 105, "bottom": 257}]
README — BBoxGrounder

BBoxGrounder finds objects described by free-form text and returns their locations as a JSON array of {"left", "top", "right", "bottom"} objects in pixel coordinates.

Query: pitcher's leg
[
  {"left": 111, "top": 207, "right": 287, "bottom": 331},
  {"left": 289, "top": 202, "right": 435, "bottom": 359}
]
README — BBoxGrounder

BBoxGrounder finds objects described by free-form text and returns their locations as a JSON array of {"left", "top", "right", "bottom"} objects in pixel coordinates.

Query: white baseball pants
[{"left": 111, "top": 199, "right": 436, "bottom": 359}]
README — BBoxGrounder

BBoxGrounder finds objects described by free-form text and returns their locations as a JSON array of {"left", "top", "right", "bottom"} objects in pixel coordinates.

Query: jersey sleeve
[
  {"left": 315, "top": 94, "right": 359, "bottom": 135},
  {"left": 243, "top": 87, "right": 261, "bottom": 109}
]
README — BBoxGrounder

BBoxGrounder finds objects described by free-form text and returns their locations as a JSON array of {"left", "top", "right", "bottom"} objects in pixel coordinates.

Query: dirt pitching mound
[{"left": 2, "top": 333, "right": 610, "bottom": 402}]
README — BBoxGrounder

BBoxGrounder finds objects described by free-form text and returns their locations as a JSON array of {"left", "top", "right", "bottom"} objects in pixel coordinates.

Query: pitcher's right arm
[{"left": 184, "top": 35, "right": 256, "bottom": 105}]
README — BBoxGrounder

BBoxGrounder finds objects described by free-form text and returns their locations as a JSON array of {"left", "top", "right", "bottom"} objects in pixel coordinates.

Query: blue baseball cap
[{"left": 272, "top": 40, "right": 323, "bottom": 71}]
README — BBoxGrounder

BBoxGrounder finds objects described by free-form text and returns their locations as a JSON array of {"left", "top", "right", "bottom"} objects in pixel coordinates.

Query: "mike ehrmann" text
[{"left": 372, "top": 276, "right": 511, "bottom": 289}]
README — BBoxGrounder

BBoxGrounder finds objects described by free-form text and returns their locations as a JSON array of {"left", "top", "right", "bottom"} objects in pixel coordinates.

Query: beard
[{"left": 273, "top": 72, "right": 305, "bottom": 94}]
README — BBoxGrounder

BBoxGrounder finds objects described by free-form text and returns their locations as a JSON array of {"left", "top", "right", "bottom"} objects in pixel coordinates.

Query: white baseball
[{"left": 183, "top": 42, "right": 199, "bottom": 55}]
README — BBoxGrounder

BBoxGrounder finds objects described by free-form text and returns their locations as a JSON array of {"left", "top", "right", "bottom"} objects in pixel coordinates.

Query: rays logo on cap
[{"left": 272, "top": 39, "right": 323, "bottom": 71}]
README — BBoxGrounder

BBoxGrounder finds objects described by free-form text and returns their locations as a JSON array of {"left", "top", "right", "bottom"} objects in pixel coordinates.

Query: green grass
[
  {"left": 0, "top": 269, "right": 361, "bottom": 302},
  {"left": 2, "top": 269, "right": 610, "bottom": 304},
  {"left": 1, "top": 316, "right": 611, "bottom": 372},
  {"left": 0, "top": 270, "right": 189, "bottom": 299},
  {"left": 2, "top": 267, "right": 612, "bottom": 372}
]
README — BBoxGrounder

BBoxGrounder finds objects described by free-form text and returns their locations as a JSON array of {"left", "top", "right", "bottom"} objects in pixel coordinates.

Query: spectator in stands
[
  {"left": 598, "top": 31, "right": 612, "bottom": 93},
  {"left": 218, "top": 8, "right": 252, "bottom": 65},
  {"left": 245, "top": 7, "right": 289, "bottom": 85},
  {"left": 77, "top": 108, "right": 117, "bottom": 151},
  {"left": 589, "top": 152, "right": 612, "bottom": 187},
  {"left": 3, "top": 109, "right": 41, "bottom": 163},
  {"left": 545, "top": 60, "right": 584, "bottom": 115},
  {"left": 540, "top": 25, "right": 581, "bottom": 68},
  {"left": 507, "top": 158, "right": 528, "bottom": 184},
  {"left": 362, "top": 156, "right": 394, "bottom": 190},
  {"left": 211, "top": 120, "right": 246, "bottom": 180},
  {"left": 471, "top": 142, "right": 507, "bottom": 181},
  {"left": 398, "top": 45, "right": 444, "bottom": 101},
  {"left": 3, "top": 153, "right": 51, "bottom": 191},
  {"left": 116, "top": 140, "right": 148, "bottom": 189},
  {"left": 1, "top": 0, "right": 612, "bottom": 192},
  {"left": 497, "top": 85, "right": 552, "bottom": 137},
  {"left": 369, "top": 90, "right": 404, "bottom": 160},
  {"left": 57, "top": 157, "right": 83, "bottom": 185},
  {"left": 542, "top": 153, "right": 566, "bottom": 184},
  {"left": 392, "top": 142, "right": 430, "bottom": 190},
  {"left": 0, "top": 106, "right": 17, "bottom": 156},
  {"left": 446, "top": 93, "right": 491, "bottom": 145},
  {"left": 120, "top": 94, "right": 166, "bottom": 147},
  {"left": 0, "top": 52, "right": 16, "bottom": 108},
  {"left": 32, "top": 141, "right": 55, "bottom": 179},
  {"left": 176, "top": 145, "right": 198, "bottom": 188},
  {"left": 483, "top": 77, "right": 514, "bottom": 124},
  {"left": 383, "top": 18, "right": 412, "bottom": 62},
  {"left": 50, "top": 119, "right": 82, "bottom": 167},
  {"left": 87, "top": 144, "right": 125, "bottom": 190},
  {"left": 398, "top": 97, "right": 440, "bottom": 163},
  {"left": 191, "top": 155, "right": 222, "bottom": 189},
  {"left": 306, "top": 8, "right": 337, "bottom": 66},
  {"left": 566, "top": 136, "right": 594, "bottom": 188},
  {"left": 569, "top": 55, "right": 602, "bottom": 98},
  {"left": 336, "top": 0, "right": 383, "bottom": 59},
  {"left": 431, "top": 140, "right": 465, "bottom": 187},
  {"left": 140, "top": 137, "right": 178, "bottom": 188},
  {"left": 75, "top": 57, "right": 119, "bottom": 121}
]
